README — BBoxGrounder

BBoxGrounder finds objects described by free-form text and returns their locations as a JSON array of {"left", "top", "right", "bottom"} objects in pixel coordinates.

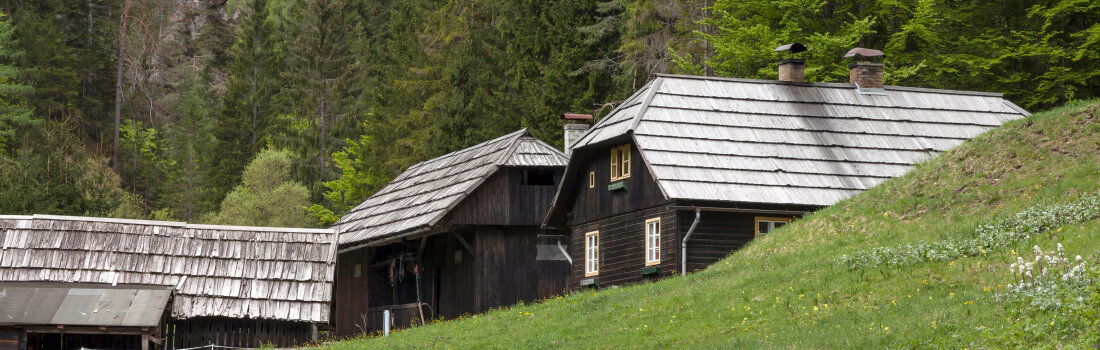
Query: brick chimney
[
  {"left": 777, "top": 59, "right": 805, "bottom": 83},
  {"left": 843, "top": 47, "right": 885, "bottom": 90},
  {"left": 849, "top": 62, "right": 884, "bottom": 89},
  {"left": 562, "top": 113, "right": 592, "bottom": 157}
]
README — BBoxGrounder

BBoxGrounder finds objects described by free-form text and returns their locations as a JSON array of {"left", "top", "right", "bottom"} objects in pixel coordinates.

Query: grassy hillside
[{"left": 317, "top": 100, "right": 1100, "bottom": 349}]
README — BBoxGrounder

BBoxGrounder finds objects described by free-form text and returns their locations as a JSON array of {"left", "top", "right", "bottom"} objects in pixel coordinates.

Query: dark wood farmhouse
[
  {"left": 332, "top": 129, "right": 570, "bottom": 336},
  {"left": 0, "top": 215, "right": 335, "bottom": 350},
  {"left": 544, "top": 70, "right": 1030, "bottom": 288}
]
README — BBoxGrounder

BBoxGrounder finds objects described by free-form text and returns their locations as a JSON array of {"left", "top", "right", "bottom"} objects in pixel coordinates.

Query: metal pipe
[
  {"left": 557, "top": 241, "right": 572, "bottom": 264},
  {"left": 681, "top": 209, "right": 702, "bottom": 276}
]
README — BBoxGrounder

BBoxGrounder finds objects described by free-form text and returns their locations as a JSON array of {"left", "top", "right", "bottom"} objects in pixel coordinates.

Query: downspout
[
  {"left": 557, "top": 240, "right": 573, "bottom": 265},
  {"left": 681, "top": 209, "right": 702, "bottom": 276}
]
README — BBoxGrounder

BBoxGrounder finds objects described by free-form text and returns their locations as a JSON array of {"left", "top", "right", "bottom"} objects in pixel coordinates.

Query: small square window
[
  {"left": 353, "top": 264, "right": 362, "bottom": 278},
  {"left": 755, "top": 216, "right": 793, "bottom": 237}
]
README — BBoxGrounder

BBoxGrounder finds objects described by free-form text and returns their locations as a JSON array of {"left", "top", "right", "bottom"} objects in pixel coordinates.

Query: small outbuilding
[
  {"left": 332, "top": 129, "right": 571, "bottom": 336},
  {"left": 0, "top": 215, "right": 336, "bottom": 350},
  {"left": 545, "top": 68, "right": 1030, "bottom": 288}
]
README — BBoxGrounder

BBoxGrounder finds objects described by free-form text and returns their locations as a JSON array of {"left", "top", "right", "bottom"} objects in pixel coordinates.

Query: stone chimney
[
  {"left": 849, "top": 62, "right": 884, "bottom": 89},
  {"left": 562, "top": 113, "right": 592, "bottom": 157},
  {"left": 777, "top": 59, "right": 805, "bottom": 83}
]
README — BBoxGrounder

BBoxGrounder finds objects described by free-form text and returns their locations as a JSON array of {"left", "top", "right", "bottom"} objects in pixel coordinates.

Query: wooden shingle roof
[
  {"left": 0, "top": 215, "right": 336, "bottom": 323},
  {"left": 547, "top": 74, "right": 1028, "bottom": 223},
  {"left": 335, "top": 129, "right": 567, "bottom": 247}
]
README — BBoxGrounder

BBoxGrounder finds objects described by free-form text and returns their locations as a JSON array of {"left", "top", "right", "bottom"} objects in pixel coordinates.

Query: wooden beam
[
  {"left": 22, "top": 325, "right": 147, "bottom": 335},
  {"left": 665, "top": 205, "right": 808, "bottom": 215},
  {"left": 450, "top": 232, "right": 474, "bottom": 254}
]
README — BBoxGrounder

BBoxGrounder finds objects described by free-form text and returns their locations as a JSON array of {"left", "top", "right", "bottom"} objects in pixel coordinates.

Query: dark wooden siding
[
  {"left": 448, "top": 167, "right": 562, "bottom": 226},
  {"left": 475, "top": 227, "right": 571, "bottom": 310},
  {"left": 163, "top": 317, "right": 313, "bottom": 349},
  {"left": 679, "top": 210, "right": 800, "bottom": 273},
  {"left": 0, "top": 328, "right": 18, "bottom": 350},
  {"left": 571, "top": 141, "right": 668, "bottom": 225},
  {"left": 570, "top": 206, "right": 680, "bottom": 287},
  {"left": 336, "top": 226, "right": 569, "bottom": 336},
  {"left": 335, "top": 248, "right": 370, "bottom": 336}
]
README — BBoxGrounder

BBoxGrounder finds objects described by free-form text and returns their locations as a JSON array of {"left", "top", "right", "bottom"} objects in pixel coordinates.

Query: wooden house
[
  {"left": 0, "top": 215, "right": 335, "bottom": 350},
  {"left": 332, "top": 129, "right": 570, "bottom": 336},
  {"left": 544, "top": 71, "right": 1030, "bottom": 288}
]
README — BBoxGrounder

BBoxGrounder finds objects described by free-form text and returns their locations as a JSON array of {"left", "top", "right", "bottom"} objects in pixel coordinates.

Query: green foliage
[
  {"left": 207, "top": 149, "right": 312, "bottom": 227},
  {"left": 211, "top": 0, "right": 282, "bottom": 201},
  {"left": 0, "top": 121, "right": 140, "bottom": 218},
  {"left": 0, "top": 11, "right": 35, "bottom": 150},
  {"left": 704, "top": 0, "right": 1100, "bottom": 109}
]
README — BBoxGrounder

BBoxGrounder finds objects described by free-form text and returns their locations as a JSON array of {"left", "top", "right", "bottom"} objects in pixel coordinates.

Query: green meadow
[{"left": 317, "top": 100, "right": 1100, "bottom": 349}]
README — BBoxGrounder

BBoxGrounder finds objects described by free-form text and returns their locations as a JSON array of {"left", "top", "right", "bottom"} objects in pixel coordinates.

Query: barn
[
  {"left": 0, "top": 215, "right": 335, "bottom": 350},
  {"left": 332, "top": 129, "right": 571, "bottom": 336},
  {"left": 544, "top": 58, "right": 1030, "bottom": 288}
]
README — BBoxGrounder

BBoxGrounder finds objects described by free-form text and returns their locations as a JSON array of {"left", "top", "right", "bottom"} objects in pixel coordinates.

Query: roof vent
[
  {"left": 844, "top": 47, "right": 885, "bottom": 94},
  {"left": 775, "top": 43, "right": 808, "bottom": 83}
]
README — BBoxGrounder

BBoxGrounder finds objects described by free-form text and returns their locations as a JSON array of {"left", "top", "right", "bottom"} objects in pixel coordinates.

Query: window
[
  {"left": 522, "top": 168, "right": 555, "bottom": 186},
  {"left": 589, "top": 171, "right": 595, "bottom": 188},
  {"left": 585, "top": 231, "right": 599, "bottom": 276},
  {"left": 645, "top": 217, "right": 660, "bottom": 266},
  {"left": 610, "top": 144, "right": 631, "bottom": 181},
  {"left": 755, "top": 217, "right": 793, "bottom": 237}
]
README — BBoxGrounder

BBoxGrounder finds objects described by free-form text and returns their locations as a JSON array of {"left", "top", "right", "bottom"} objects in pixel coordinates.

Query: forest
[{"left": 0, "top": 0, "right": 1095, "bottom": 227}]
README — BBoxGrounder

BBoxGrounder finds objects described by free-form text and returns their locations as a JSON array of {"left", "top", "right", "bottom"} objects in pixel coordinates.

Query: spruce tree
[
  {"left": 211, "top": 0, "right": 281, "bottom": 202},
  {"left": 0, "top": 11, "right": 35, "bottom": 151}
]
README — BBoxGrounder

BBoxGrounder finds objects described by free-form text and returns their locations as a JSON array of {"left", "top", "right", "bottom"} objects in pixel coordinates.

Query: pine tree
[{"left": 0, "top": 11, "right": 35, "bottom": 151}]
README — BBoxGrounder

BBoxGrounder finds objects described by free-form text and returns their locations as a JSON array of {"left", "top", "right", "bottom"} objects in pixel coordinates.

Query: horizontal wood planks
[
  {"left": 571, "top": 206, "right": 679, "bottom": 287},
  {"left": 679, "top": 210, "right": 800, "bottom": 273},
  {"left": 571, "top": 141, "right": 668, "bottom": 225}
]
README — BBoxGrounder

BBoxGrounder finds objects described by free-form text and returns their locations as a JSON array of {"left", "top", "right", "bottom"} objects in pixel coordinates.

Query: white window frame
[
  {"left": 755, "top": 216, "right": 792, "bottom": 238},
  {"left": 644, "top": 217, "right": 660, "bottom": 266},
  {"left": 585, "top": 231, "right": 599, "bottom": 277}
]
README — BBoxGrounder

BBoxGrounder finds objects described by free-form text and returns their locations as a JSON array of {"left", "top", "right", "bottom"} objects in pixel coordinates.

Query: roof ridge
[
  {"left": 629, "top": 77, "right": 665, "bottom": 132},
  {"left": 652, "top": 73, "right": 1007, "bottom": 98},
  {"left": 405, "top": 129, "right": 528, "bottom": 172},
  {"left": 9, "top": 214, "right": 333, "bottom": 233}
]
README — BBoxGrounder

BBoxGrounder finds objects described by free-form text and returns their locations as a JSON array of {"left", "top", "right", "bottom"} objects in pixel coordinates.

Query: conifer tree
[
  {"left": 211, "top": 0, "right": 281, "bottom": 202},
  {"left": 0, "top": 11, "right": 35, "bottom": 151}
]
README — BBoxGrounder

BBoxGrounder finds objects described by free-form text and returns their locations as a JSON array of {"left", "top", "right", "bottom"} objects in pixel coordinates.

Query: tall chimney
[
  {"left": 849, "top": 62, "right": 884, "bottom": 89},
  {"left": 843, "top": 47, "right": 885, "bottom": 89},
  {"left": 777, "top": 59, "right": 805, "bottom": 83},
  {"left": 561, "top": 113, "right": 592, "bottom": 157}
]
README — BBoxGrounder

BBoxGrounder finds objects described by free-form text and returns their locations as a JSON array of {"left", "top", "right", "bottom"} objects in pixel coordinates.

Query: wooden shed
[
  {"left": 0, "top": 215, "right": 335, "bottom": 350},
  {"left": 545, "top": 74, "right": 1030, "bottom": 288},
  {"left": 333, "top": 129, "right": 571, "bottom": 336}
]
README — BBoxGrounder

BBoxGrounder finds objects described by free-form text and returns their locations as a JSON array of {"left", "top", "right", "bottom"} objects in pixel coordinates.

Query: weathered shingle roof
[
  {"left": 550, "top": 74, "right": 1028, "bottom": 219},
  {"left": 0, "top": 215, "right": 336, "bottom": 323},
  {"left": 336, "top": 129, "right": 567, "bottom": 247}
]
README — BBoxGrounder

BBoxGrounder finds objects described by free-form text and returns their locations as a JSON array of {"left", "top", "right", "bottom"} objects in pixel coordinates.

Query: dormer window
[{"left": 610, "top": 144, "right": 631, "bottom": 181}]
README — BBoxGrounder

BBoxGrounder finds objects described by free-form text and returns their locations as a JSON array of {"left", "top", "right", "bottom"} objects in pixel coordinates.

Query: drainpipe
[
  {"left": 681, "top": 209, "right": 702, "bottom": 276},
  {"left": 557, "top": 240, "right": 573, "bottom": 264}
]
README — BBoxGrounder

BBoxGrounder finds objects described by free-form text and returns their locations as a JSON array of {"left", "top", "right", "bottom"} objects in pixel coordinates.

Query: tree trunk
[{"left": 112, "top": 0, "right": 132, "bottom": 172}]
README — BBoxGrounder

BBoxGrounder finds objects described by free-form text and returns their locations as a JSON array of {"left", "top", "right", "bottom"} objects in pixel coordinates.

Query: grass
[{"left": 314, "top": 100, "right": 1100, "bottom": 349}]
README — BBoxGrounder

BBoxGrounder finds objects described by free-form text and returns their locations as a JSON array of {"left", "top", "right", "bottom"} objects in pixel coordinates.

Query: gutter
[{"left": 680, "top": 208, "right": 702, "bottom": 276}]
